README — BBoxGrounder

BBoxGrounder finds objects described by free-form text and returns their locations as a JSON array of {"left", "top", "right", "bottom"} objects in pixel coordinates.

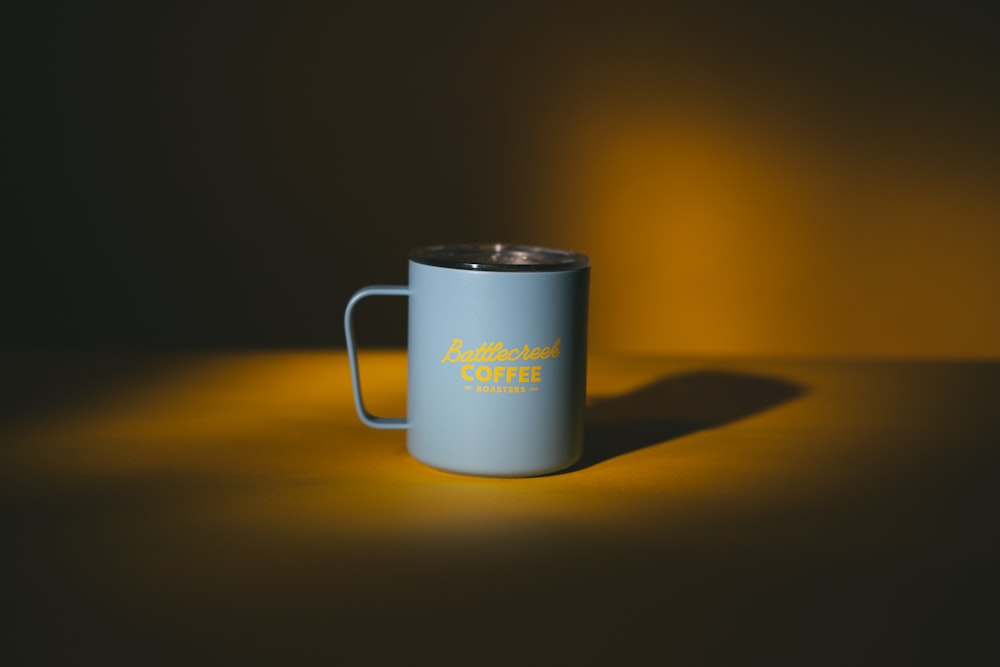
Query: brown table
[{"left": 3, "top": 350, "right": 998, "bottom": 663}]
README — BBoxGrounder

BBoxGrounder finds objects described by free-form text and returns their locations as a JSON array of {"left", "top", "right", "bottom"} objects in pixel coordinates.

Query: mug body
[{"left": 406, "top": 246, "right": 589, "bottom": 476}]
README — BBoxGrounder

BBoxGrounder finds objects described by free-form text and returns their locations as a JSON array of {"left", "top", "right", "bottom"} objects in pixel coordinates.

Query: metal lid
[{"left": 409, "top": 243, "right": 590, "bottom": 272}]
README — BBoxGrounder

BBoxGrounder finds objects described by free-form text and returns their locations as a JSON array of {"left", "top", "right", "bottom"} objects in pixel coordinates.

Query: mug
[{"left": 345, "top": 243, "right": 590, "bottom": 477}]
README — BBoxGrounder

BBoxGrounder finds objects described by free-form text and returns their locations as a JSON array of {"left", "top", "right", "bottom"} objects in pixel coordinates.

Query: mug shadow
[{"left": 563, "top": 369, "right": 806, "bottom": 473}]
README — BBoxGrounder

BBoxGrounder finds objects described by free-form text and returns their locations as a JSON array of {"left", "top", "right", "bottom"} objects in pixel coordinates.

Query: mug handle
[{"left": 344, "top": 285, "right": 411, "bottom": 429}]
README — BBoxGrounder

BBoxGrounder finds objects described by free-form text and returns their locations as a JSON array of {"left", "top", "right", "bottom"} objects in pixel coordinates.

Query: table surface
[{"left": 2, "top": 350, "right": 998, "bottom": 664}]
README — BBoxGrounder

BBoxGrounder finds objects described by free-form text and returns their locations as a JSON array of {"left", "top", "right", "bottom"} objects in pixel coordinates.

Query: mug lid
[{"left": 409, "top": 243, "right": 590, "bottom": 272}]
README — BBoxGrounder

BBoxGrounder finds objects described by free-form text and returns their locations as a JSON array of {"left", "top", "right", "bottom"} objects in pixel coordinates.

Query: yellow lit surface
[{"left": 3, "top": 350, "right": 998, "bottom": 661}]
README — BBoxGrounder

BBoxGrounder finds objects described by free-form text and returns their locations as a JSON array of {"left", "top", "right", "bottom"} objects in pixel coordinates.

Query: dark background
[{"left": 3, "top": 1, "right": 997, "bottom": 349}]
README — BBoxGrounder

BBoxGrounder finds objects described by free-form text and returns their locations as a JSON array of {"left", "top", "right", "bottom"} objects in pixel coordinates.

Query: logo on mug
[{"left": 440, "top": 337, "right": 562, "bottom": 394}]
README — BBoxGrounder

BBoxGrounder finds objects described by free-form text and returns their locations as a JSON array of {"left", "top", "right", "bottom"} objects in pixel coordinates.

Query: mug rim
[{"left": 409, "top": 243, "right": 590, "bottom": 272}]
